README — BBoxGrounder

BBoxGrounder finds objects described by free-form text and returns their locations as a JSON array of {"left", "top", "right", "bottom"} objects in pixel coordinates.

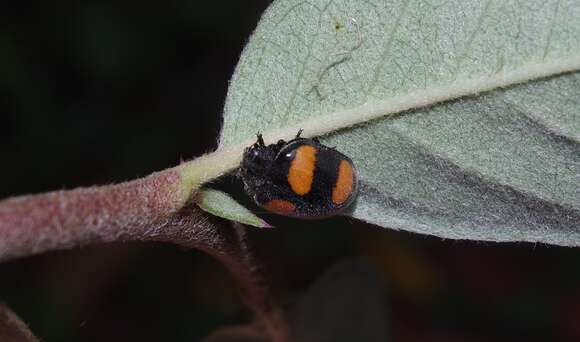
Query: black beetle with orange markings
[{"left": 239, "top": 130, "right": 358, "bottom": 219}]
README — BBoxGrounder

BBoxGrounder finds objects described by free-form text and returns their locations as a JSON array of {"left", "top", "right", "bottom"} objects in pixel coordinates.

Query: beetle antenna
[
  {"left": 296, "top": 129, "right": 303, "bottom": 138},
  {"left": 256, "top": 133, "right": 265, "bottom": 146}
]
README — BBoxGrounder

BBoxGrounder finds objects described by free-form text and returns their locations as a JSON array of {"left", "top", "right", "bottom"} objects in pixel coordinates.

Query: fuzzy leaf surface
[{"left": 219, "top": 0, "right": 580, "bottom": 244}]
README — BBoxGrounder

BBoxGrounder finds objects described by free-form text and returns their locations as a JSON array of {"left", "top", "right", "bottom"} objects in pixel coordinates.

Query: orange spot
[
  {"left": 263, "top": 199, "right": 296, "bottom": 215},
  {"left": 332, "top": 160, "right": 354, "bottom": 205},
  {"left": 288, "top": 145, "right": 317, "bottom": 196}
]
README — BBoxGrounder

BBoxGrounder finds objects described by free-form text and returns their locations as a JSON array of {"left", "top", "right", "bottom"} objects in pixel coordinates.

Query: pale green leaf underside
[
  {"left": 196, "top": 189, "right": 271, "bottom": 228},
  {"left": 218, "top": 0, "right": 580, "bottom": 244}
]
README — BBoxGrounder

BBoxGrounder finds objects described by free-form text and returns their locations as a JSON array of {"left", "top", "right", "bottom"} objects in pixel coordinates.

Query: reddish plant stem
[
  {"left": 0, "top": 169, "right": 287, "bottom": 340},
  {"left": 0, "top": 303, "right": 39, "bottom": 342},
  {"left": 0, "top": 169, "right": 184, "bottom": 261},
  {"left": 151, "top": 210, "right": 288, "bottom": 342}
]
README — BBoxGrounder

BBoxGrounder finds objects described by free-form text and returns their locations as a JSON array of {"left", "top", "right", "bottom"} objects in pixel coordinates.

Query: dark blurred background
[{"left": 1, "top": 1, "right": 580, "bottom": 341}]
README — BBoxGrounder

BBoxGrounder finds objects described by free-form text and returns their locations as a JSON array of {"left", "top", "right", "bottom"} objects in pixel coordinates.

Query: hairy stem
[
  {"left": 0, "top": 167, "right": 285, "bottom": 339},
  {"left": 0, "top": 169, "right": 184, "bottom": 261},
  {"left": 0, "top": 303, "right": 39, "bottom": 342}
]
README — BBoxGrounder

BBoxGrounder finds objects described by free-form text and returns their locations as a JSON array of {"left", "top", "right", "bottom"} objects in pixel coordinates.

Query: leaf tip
[{"left": 259, "top": 220, "right": 274, "bottom": 229}]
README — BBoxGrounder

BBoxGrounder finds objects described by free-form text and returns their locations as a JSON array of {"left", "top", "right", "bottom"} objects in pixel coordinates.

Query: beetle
[{"left": 239, "top": 130, "right": 358, "bottom": 219}]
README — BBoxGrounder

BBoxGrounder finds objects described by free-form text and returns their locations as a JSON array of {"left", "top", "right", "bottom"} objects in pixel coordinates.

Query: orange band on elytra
[
  {"left": 332, "top": 160, "right": 354, "bottom": 205},
  {"left": 287, "top": 145, "right": 317, "bottom": 196},
  {"left": 263, "top": 199, "right": 296, "bottom": 214}
]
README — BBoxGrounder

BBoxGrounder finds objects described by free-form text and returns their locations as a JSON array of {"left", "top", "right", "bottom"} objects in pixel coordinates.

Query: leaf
[
  {"left": 217, "top": 0, "right": 580, "bottom": 245},
  {"left": 196, "top": 189, "right": 272, "bottom": 228}
]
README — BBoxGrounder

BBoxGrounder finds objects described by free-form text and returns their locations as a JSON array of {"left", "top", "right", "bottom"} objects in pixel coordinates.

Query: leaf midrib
[{"left": 180, "top": 54, "right": 580, "bottom": 196}]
